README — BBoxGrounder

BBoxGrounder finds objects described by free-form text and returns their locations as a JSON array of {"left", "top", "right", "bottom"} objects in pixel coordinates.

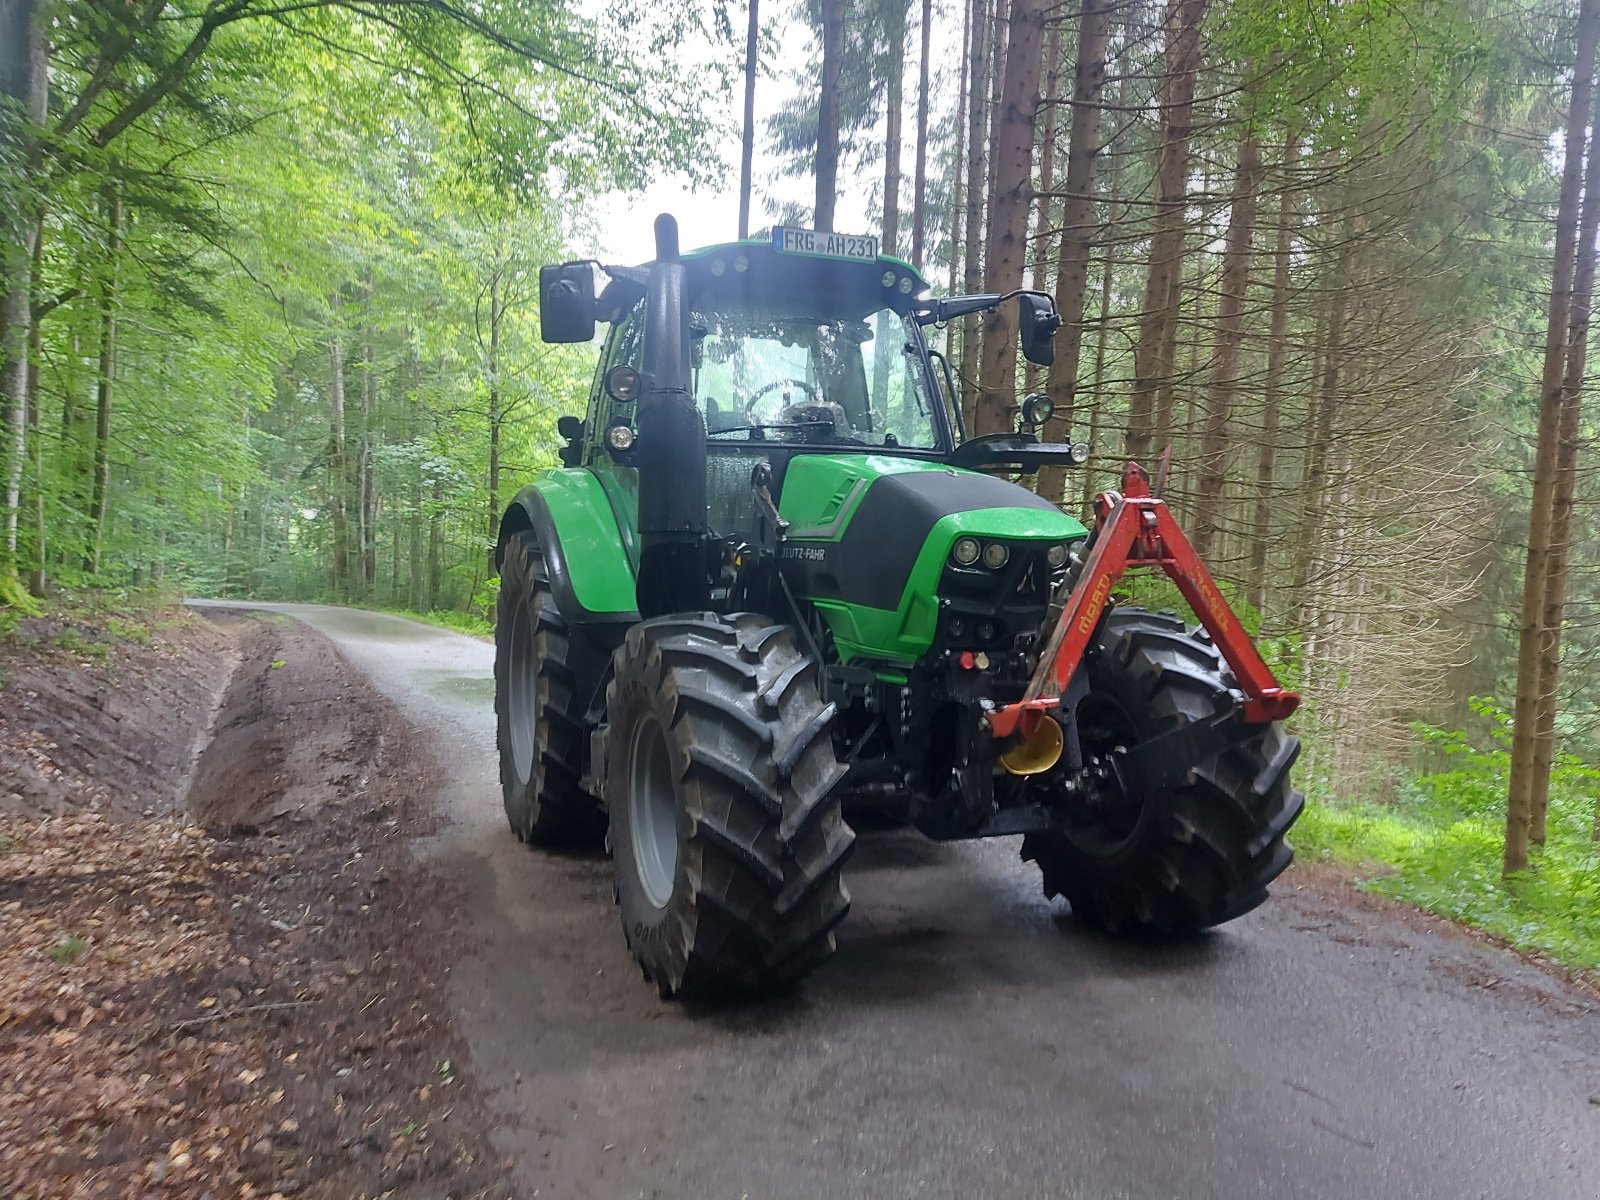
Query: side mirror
[
  {"left": 539, "top": 263, "right": 596, "bottom": 344},
  {"left": 1019, "top": 393, "right": 1054, "bottom": 430},
  {"left": 1018, "top": 294, "right": 1060, "bottom": 367},
  {"left": 556, "top": 414, "right": 585, "bottom": 467}
]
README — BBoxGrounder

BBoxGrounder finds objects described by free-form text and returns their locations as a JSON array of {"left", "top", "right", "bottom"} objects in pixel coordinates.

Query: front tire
[
  {"left": 495, "top": 530, "right": 606, "bottom": 846},
  {"left": 1022, "top": 608, "right": 1303, "bottom": 934},
  {"left": 598, "top": 613, "right": 853, "bottom": 999}
]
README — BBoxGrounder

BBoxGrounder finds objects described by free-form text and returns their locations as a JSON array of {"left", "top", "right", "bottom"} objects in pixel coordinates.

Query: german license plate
[{"left": 773, "top": 227, "right": 880, "bottom": 261}]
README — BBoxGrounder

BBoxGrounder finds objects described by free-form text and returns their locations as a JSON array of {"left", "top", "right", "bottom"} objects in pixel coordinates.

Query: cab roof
[{"left": 670, "top": 238, "right": 931, "bottom": 320}]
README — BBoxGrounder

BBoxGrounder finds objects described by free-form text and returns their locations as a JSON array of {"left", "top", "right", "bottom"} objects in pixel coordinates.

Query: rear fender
[{"left": 495, "top": 469, "right": 640, "bottom": 626}]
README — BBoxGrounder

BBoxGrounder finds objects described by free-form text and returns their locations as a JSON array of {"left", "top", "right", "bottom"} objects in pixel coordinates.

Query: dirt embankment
[{"left": 0, "top": 601, "right": 506, "bottom": 1199}]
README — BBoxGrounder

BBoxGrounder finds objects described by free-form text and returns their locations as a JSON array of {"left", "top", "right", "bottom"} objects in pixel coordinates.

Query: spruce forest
[{"left": 3, "top": 0, "right": 1599, "bottom": 965}]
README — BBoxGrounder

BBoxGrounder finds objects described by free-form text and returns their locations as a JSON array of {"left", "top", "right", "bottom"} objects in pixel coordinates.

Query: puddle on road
[{"left": 421, "top": 671, "right": 494, "bottom": 705}]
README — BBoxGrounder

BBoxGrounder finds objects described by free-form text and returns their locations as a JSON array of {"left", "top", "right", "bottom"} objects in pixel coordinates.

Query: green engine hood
[{"left": 777, "top": 454, "right": 1088, "bottom": 665}]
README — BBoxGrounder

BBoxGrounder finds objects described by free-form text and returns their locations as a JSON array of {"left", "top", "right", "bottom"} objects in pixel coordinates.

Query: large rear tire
[
  {"left": 597, "top": 613, "right": 853, "bottom": 999},
  {"left": 495, "top": 530, "right": 607, "bottom": 846},
  {"left": 1022, "top": 608, "right": 1303, "bottom": 934}
]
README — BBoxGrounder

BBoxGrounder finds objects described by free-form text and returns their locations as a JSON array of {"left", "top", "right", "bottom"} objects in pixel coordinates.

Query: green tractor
[{"left": 493, "top": 216, "right": 1303, "bottom": 1000}]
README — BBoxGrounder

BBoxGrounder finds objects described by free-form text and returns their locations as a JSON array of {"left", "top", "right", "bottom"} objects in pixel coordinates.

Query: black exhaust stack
[{"left": 634, "top": 214, "right": 709, "bottom": 617}]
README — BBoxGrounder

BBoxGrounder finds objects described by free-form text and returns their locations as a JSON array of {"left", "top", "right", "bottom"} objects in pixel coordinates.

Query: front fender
[{"left": 496, "top": 469, "right": 639, "bottom": 624}]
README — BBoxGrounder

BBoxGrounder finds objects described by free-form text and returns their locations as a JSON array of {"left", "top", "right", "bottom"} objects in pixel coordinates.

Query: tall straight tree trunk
[
  {"left": 1530, "top": 64, "right": 1600, "bottom": 845},
  {"left": 1290, "top": 245, "right": 1347, "bottom": 638},
  {"left": 1023, "top": 19, "right": 1063, "bottom": 397},
  {"left": 2, "top": 0, "right": 45, "bottom": 583},
  {"left": 1248, "top": 132, "right": 1299, "bottom": 616},
  {"left": 328, "top": 309, "right": 349, "bottom": 602},
  {"left": 84, "top": 177, "right": 123, "bottom": 575},
  {"left": 26, "top": 298, "right": 43, "bottom": 592},
  {"left": 945, "top": 0, "right": 972, "bottom": 366},
  {"left": 1080, "top": 237, "right": 1117, "bottom": 517},
  {"left": 974, "top": 0, "right": 1047, "bottom": 434},
  {"left": 427, "top": 475, "right": 444, "bottom": 610},
  {"left": 815, "top": 0, "right": 845, "bottom": 231},
  {"left": 1127, "top": 0, "right": 1208, "bottom": 460},
  {"left": 486, "top": 268, "right": 503, "bottom": 542},
  {"left": 911, "top": 0, "right": 933, "bottom": 266},
  {"left": 882, "top": 2, "right": 905, "bottom": 255},
  {"left": 1078, "top": 112, "right": 1126, "bottom": 518},
  {"left": 1506, "top": 0, "right": 1600, "bottom": 875},
  {"left": 739, "top": 0, "right": 760, "bottom": 239},
  {"left": 959, "top": 0, "right": 993, "bottom": 423},
  {"left": 1192, "top": 124, "right": 1264, "bottom": 558},
  {"left": 360, "top": 338, "right": 377, "bottom": 594},
  {"left": 1039, "top": 0, "right": 1112, "bottom": 500}
]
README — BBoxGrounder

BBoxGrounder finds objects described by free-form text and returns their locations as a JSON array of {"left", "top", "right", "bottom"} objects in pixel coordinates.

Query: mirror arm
[{"left": 913, "top": 289, "right": 1061, "bottom": 327}]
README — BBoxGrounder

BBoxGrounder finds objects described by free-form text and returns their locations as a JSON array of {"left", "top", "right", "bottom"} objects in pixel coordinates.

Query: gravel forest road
[{"left": 192, "top": 601, "right": 1600, "bottom": 1200}]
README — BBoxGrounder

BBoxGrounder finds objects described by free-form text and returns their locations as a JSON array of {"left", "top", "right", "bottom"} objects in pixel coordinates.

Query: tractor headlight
[
  {"left": 606, "top": 424, "right": 635, "bottom": 452},
  {"left": 951, "top": 537, "right": 981, "bottom": 567},
  {"left": 605, "top": 364, "right": 641, "bottom": 404},
  {"left": 1068, "top": 441, "right": 1090, "bottom": 464},
  {"left": 981, "top": 542, "right": 1009, "bottom": 570},
  {"left": 1046, "top": 542, "right": 1069, "bottom": 568}
]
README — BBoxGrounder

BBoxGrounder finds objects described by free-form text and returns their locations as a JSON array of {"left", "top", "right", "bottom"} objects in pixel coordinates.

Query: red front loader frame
[{"left": 988, "top": 462, "right": 1299, "bottom": 745}]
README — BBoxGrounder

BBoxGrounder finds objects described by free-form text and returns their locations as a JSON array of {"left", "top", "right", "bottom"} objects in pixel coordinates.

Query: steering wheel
[{"left": 744, "top": 377, "right": 818, "bottom": 418}]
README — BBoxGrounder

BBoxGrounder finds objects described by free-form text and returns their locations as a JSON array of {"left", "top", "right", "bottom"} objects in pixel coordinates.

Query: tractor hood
[{"left": 777, "top": 454, "right": 1089, "bottom": 664}]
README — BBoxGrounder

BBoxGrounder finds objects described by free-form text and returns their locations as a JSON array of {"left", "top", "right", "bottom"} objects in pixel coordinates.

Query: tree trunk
[
  {"left": 911, "top": 0, "right": 933, "bottom": 266},
  {"left": 328, "top": 310, "right": 349, "bottom": 602},
  {"left": 815, "top": 0, "right": 845, "bottom": 231},
  {"left": 1506, "top": 0, "right": 1600, "bottom": 875},
  {"left": 427, "top": 474, "right": 444, "bottom": 610},
  {"left": 360, "top": 338, "right": 377, "bottom": 594},
  {"left": 1038, "top": 0, "right": 1111, "bottom": 484},
  {"left": 2, "top": 0, "right": 45, "bottom": 580},
  {"left": 1289, "top": 247, "right": 1344, "bottom": 637},
  {"left": 487, "top": 268, "right": 503, "bottom": 542},
  {"left": 1023, "top": 19, "right": 1063, "bottom": 398},
  {"left": 1530, "top": 60, "right": 1600, "bottom": 846},
  {"left": 1192, "top": 124, "right": 1264, "bottom": 558},
  {"left": 974, "top": 0, "right": 1046, "bottom": 435},
  {"left": 944, "top": 0, "right": 972, "bottom": 368},
  {"left": 1127, "top": 0, "right": 1208, "bottom": 461},
  {"left": 882, "top": 2, "right": 905, "bottom": 255},
  {"left": 26, "top": 297, "right": 43, "bottom": 593},
  {"left": 959, "top": 0, "right": 993, "bottom": 424},
  {"left": 1248, "top": 132, "right": 1299, "bottom": 617},
  {"left": 1077, "top": 107, "right": 1126, "bottom": 518},
  {"left": 738, "top": 0, "right": 760, "bottom": 239},
  {"left": 84, "top": 177, "right": 123, "bottom": 575}
]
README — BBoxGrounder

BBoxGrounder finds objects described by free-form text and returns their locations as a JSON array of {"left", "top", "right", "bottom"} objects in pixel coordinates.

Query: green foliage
[
  {"left": 386, "top": 607, "right": 495, "bottom": 639},
  {"left": 49, "top": 936, "right": 91, "bottom": 964},
  {"left": 105, "top": 616, "right": 151, "bottom": 646},
  {"left": 49, "top": 628, "right": 109, "bottom": 661},
  {"left": 1297, "top": 702, "right": 1600, "bottom": 972}
]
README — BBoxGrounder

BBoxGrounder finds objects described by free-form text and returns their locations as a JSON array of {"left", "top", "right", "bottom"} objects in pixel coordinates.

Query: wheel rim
[
  {"left": 627, "top": 715, "right": 678, "bottom": 908},
  {"left": 1065, "top": 696, "right": 1148, "bottom": 857},
  {"left": 507, "top": 600, "right": 535, "bottom": 785}
]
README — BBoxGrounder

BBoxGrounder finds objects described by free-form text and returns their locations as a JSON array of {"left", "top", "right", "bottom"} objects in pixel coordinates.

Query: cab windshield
[{"left": 690, "top": 306, "right": 941, "bottom": 450}]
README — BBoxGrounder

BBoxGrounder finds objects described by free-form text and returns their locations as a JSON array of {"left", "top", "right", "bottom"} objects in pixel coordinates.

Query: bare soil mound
[
  {"left": 0, "top": 603, "right": 506, "bottom": 1199},
  {"left": 0, "top": 600, "right": 233, "bottom": 820}
]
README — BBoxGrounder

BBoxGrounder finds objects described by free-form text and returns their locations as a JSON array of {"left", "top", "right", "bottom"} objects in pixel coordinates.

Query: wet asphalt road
[{"left": 192, "top": 602, "right": 1600, "bottom": 1200}]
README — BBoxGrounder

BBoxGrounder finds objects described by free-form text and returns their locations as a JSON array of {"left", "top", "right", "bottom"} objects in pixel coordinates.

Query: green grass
[
  {"left": 49, "top": 936, "right": 90, "bottom": 964},
  {"left": 379, "top": 606, "right": 494, "bottom": 639},
  {"left": 1295, "top": 711, "right": 1600, "bottom": 974}
]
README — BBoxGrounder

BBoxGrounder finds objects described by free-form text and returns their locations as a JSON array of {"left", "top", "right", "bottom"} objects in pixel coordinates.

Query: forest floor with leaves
[{"left": 0, "top": 596, "right": 506, "bottom": 1199}]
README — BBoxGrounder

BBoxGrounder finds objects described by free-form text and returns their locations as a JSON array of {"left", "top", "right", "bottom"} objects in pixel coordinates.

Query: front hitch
[{"left": 989, "top": 460, "right": 1299, "bottom": 760}]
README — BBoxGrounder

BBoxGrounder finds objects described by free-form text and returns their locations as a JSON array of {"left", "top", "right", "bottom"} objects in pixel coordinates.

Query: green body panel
[
  {"left": 778, "top": 454, "right": 1089, "bottom": 666},
  {"left": 534, "top": 468, "right": 639, "bottom": 616}
]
